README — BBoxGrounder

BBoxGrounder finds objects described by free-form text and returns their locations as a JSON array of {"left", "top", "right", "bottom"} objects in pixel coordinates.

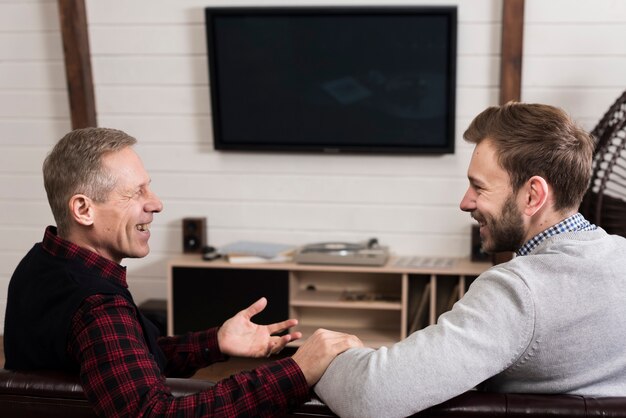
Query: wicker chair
[{"left": 580, "top": 91, "right": 626, "bottom": 237}]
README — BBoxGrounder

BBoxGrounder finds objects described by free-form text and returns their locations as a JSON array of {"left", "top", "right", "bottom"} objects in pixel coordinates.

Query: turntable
[{"left": 294, "top": 238, "right": 389, "bottom": 266}]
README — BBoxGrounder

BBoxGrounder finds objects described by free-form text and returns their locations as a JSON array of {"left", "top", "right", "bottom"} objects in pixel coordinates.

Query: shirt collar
[
  {"left": 516, "top": 212, "right": 597, "bottom": 256},
  {"left": 41, "top": 226, "right": 127, "bottom": 287}
]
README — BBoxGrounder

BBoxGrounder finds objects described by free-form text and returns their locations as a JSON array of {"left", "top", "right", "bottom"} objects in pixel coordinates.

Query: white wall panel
[
  {"left": 0, "top": 254, "right": 33, "bottom": 276},
  {"left": 0, "top": 175, "right": 46, "bottom": 199},
  {"left": 0, "top": 91, "right": 69, "bottom": 118},
  {"left": 457, "top": 56, "right": 499, "bottom": 87},
  {"left": 524, "top": 24, "right": 626, "bottom": 56},
  {"left": 93, "top": 56, "right": 208, "bottom": 86},
  {"left": 0, "top": 62, "right": 66, "bottom": 89},
  {"left": 0, "top": 201, "right": 52, "bottom": 225},
  {"left": 151, "top": 172, "right": 468, "bottom": 206},
  {"left": 0, "top": 120, "right": 69, "bottom": 145},
  {"left": 89, "top": 25, "right": 206, "bottom": 56},
  {"left": 525, "top": 0, "right": 626, "bottom": 22},
  {"left": 0, "top": 226, "right": 48, "bottom": 252},
  {"left": 456, "top": 87, "right": 499, "bottom": 117},
  {"left": 97, "top": 115, "right": 211, "bottom": 144},
  {"left": 522, "top": 88, "right": 624, "bottom": 121},
  {"left": 157, "top": 201, "right": 467, "bottom": 234},
  {"left": 457, "top": 23, "right": 501, "bottom": 55},
  {"left": 524, "top": 57, "right": 626, "bottom": 88},
  {"left": 523, "top": 0, "right": 625, "bottom": 131},
  {"left": 0, "top": 0, "right": 67, "bottom": 336},
  {"left": 0, "top": 33, "right": 64, "bottom": 60},
  {"left": 0, "top": 300, "right": 5, "bottom": 335},
  {"left": 0, "top": 1, "right": 58, "bottom": 31},
  {"left": 0, "top": 147, "right": 49, "bottom": 173},
  {"left": 96, "top": 86, "right": 210, "bottom": 115}
]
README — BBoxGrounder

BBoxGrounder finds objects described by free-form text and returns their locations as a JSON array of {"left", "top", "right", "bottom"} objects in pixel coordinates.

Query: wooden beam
[
  {"left": 494, "top": 0, "right": 525, "bottom": 265},
  {"left": 57, "top": 0, "right": 97, "bottom": 129},
  {"left": 500, "top": 0, "right": 525, "bottom": 104}
]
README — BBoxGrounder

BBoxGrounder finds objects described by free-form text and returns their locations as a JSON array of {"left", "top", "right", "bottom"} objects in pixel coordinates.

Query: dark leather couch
[{"left": 1, "top": 368, "right": 625, "bottom": 417}]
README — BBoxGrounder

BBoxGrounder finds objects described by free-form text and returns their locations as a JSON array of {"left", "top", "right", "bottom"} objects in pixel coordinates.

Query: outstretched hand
[{"left": 217, "top": 297, "right": 302, "bottom": 358}]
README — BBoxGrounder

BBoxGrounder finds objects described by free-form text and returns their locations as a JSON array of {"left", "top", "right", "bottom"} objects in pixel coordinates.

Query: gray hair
[{"left": 43, "top": 127, "right": 137, "bottom": 235}]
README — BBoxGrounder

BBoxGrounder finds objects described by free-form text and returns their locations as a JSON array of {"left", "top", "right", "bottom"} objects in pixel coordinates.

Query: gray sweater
[{"left": 315, "top": 228, "right": 626, "bottom": 418}]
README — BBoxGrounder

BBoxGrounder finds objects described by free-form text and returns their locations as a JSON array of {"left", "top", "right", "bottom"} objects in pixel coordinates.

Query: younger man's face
[{"left": 460, "top": 139, "right": 526, "bottom": 253}]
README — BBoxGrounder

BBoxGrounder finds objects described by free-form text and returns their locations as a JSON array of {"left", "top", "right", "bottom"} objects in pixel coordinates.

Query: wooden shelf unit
[{"left": 167, "top": 255, "right": 492, "bottom": 348}]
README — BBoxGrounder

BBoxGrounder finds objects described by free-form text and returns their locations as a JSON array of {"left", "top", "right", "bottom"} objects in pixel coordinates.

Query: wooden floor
[{"left": 0, "top": 336, "right": 288, "bottom": 382}]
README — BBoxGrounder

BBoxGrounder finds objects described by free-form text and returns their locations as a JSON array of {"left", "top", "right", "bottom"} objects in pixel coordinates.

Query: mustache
[{"left": 471, "top": 211, "right": 485, "bottom": 223}]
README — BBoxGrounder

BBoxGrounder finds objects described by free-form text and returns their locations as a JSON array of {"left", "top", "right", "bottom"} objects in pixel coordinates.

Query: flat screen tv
[{"left": 205, "top": 6, "right": 457, "bottom": 154}]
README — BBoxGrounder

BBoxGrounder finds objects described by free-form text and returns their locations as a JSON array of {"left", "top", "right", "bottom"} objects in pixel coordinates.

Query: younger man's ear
[
  {"left": 69, "top": 194, "right": 95, "bottom": 226},
  {"left": 522, "top": 175, "right": 550, "bottom": 216}
]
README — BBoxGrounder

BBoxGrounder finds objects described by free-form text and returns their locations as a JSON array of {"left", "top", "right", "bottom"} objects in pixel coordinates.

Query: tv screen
[{"left": 205, "top": 6, "right": 457, "bottom": 154}]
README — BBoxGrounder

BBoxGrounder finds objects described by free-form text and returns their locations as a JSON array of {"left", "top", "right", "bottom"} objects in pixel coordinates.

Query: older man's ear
[{"left": 69, "top": 194, "right": 95, "bottom": 227}]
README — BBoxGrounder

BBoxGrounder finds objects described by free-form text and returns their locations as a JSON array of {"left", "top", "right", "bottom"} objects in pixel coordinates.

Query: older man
[{"left": 4, "top": 127, "right": 361, "bottom": 417}]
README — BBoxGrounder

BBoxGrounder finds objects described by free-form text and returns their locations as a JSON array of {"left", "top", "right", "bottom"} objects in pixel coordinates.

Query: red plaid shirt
[{"left": 42, "top": 227, "right": 310, "bottom": 417}]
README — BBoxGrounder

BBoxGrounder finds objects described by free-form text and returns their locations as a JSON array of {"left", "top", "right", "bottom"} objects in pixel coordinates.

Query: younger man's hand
[{"left": 292, "top": 328, "right": 363, "bottom": 386}]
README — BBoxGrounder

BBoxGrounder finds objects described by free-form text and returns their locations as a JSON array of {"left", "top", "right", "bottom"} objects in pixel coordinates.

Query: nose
[
  {"left": 459, "top": 187, "right": 476, "bottom": 213},
  {"left": 145, "top": 189, "right": 163, "bottom": 213}
]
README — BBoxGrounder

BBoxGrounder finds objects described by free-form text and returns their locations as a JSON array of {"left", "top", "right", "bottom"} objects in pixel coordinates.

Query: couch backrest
[{"left": 2, "top": 369, "right": 626, "bottom": 417}]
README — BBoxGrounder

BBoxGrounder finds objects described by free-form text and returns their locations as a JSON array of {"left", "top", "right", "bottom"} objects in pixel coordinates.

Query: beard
[{"left": 473, "top": 194, "right": 526, "bottom": 254}]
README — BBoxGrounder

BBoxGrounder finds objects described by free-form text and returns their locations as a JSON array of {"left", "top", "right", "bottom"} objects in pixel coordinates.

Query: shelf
[
  {"left": 290, "top": 325, "right": 399, "bottom": 349},
  {"left": 169, "top": 255, "right": 491, "bottom": 346},
  {"left": 168, "top": 254, "right": 492, "bottom": 276},
  {"left": 291, "top": 289, "right": 401, "bottom": 310}
]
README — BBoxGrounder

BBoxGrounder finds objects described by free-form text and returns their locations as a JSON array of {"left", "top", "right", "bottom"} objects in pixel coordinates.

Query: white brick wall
[
  {"left": 0, "top": 0, "right": 624, "bottom": 333},
  {"left": 0, "top": 0, "right": 70, "bottom": 332}
]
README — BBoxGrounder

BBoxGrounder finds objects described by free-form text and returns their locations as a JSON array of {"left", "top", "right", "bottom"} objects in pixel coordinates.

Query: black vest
[{"left": 3, "top": 243, "right": 166, "bottom": 372}]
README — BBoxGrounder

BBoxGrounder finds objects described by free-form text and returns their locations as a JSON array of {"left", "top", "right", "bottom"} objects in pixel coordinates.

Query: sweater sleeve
[
  {"left": 69, "top": 294, "right": 311, "bottom": 417},
  {"left": 314, "top": 268, "right": 535, "bottom": 418}
]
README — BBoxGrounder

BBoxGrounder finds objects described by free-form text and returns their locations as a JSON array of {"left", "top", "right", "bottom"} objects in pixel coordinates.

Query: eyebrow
[
  {"left": 468, "top": 175, "right": 487, "bottom": 188},
  {"left": 137, "top": 179, "right": 152, "bottom": 189}
]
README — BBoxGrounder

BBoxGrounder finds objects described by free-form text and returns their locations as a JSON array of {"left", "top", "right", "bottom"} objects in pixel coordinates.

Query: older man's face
[{"left": 90, "top": 147, "right": 163, "bottom": 264}]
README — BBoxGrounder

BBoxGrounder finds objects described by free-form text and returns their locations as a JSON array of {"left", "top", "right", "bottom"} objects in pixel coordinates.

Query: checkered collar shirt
[
  {"left": 516, "top": 212, "right": 597, "bottom": 257},
  {"left": 41, "top": 225, "right": 127, "bottom": 286}
]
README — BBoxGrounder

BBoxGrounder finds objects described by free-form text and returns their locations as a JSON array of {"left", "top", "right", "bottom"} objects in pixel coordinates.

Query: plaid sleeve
[
  {"left": 158, "top": 327, "right": 227, "bottom": 378},
  {"left": 68, "top": 294, "right": 310, "bottom": 417}
]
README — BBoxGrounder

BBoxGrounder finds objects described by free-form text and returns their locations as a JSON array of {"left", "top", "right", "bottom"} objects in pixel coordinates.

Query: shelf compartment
[
  {"left": 290, "top": 271, "right": 401, "bottom": 298},
  {"left": 291, "top": 289, "right": 401, "bottom": 310},
  {"left": 407, "top": 274, "right": 432, "bottom": 334},
  {"left": 290, "top": 306, "right": 401, "bottom": 348},
  {"left": 290, "top": 324, "right": 399, "bottom": 349}
]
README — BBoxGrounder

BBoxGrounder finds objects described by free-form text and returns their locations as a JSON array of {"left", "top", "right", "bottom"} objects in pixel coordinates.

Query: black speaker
[
  {"left": 182, "top": 217, "right": 206, "bottom": 253},
  {"left": 471, "top": 224, "right": 491, "bottom": 262}
]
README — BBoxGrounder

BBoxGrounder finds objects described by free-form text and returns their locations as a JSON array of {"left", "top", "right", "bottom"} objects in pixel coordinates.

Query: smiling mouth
[
  {"left": 471, "top": 214, "right": 485, "bottom": 227},
  {"left": 136, "top": 223, "right": 151, "bottom": 232}
]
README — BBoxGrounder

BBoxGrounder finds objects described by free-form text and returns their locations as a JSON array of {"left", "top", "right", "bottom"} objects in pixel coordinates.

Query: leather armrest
[
  {"left": 0, "top": 369, "right": 331, "bottom": 418},
  {"left": 0, "top": 368, "right": 214, "bottom": 398}
]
